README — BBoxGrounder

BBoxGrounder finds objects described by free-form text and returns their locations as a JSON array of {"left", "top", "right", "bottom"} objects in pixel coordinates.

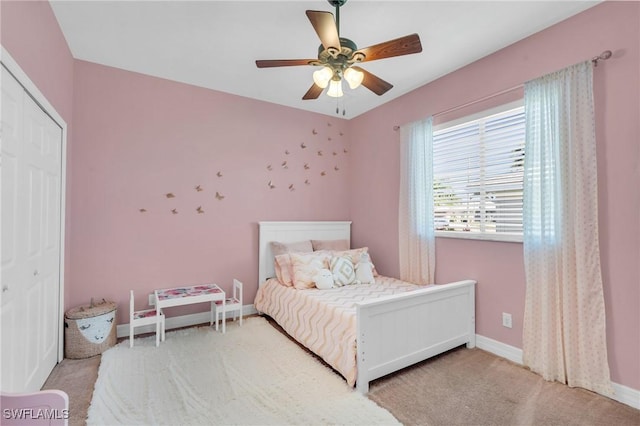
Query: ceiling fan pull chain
[{"left": 335, "top": 95, "right": 346, "bottom": 116}]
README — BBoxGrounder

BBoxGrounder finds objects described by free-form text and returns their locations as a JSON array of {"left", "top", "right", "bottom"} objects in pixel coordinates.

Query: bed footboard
[{"left": 355, "top": 279, "right": 476, "bottom": 393}]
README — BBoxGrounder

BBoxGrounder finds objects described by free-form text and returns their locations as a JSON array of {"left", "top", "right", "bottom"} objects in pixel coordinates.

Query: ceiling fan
[{"left": 255, "top": 0, "right": 423, "bottom": 101}]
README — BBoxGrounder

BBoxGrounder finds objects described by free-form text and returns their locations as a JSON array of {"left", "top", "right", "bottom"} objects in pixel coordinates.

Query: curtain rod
[{"left": 393, "top": 50, "right": 613, "bottom": 131}]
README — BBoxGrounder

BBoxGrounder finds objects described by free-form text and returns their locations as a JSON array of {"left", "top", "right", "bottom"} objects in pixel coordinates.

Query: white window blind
[{"left": 433, "top": 105, "right": 525, "bottom": 241}]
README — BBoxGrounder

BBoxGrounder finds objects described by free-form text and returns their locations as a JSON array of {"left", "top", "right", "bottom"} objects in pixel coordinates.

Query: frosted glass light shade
[
  {"left": 327, "top": 79, "right": 344, "bottom": 97},
  {"left": 344, "top": 67, "right": 364, "bottom": 89},
  {"left": 312, "top": 67, "right": 333, "bottom": 89}
]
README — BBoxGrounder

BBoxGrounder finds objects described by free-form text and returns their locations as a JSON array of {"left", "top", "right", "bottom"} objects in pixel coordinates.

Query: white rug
[{"left": 87, "top": 317, "right": 399, "bottom": 425}]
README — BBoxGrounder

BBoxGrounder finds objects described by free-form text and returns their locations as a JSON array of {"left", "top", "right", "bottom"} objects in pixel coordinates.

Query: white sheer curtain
[
  {"left": 398, "top": 117, "right": 435, "bottom": 285},
  {"left": 522, "top": 61, "right": 612, "bottom": 395}
]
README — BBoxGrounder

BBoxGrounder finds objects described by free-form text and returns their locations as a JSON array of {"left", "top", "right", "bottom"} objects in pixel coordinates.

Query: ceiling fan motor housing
[{"left": 317, "top": 37, "right": 365, "bottom": 76}]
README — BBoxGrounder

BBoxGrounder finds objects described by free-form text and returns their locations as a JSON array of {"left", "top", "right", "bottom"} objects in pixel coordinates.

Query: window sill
[{"left": 435, "top": 231, "right": 523, "bottom": 243}]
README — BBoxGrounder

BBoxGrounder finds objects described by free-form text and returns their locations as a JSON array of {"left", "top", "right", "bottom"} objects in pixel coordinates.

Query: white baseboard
[
  {"left": 116, "top": 304, "right": 258, "bottom": 338},
  {"left": 475, "top": 334, "right": 640, "bottom": 410},
  {"left": 611, "top": 382, "right": 640, "bottom": 410},
  {"left": 475, "top": 334, "right": 524, "bottom": 365}
]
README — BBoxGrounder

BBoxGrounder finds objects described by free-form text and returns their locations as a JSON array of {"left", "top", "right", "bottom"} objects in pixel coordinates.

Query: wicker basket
[{"left": 65, "top": 299, "right": 117, "bottom": 359}]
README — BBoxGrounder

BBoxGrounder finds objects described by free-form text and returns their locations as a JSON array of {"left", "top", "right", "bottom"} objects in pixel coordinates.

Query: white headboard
[{"left": 258, "top": 221, "right": 352, "bottom": 286}]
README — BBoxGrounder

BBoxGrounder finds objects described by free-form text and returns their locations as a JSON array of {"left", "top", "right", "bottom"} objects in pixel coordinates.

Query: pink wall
[
  {"left": 4, "top": 0, "right": 638, "bottom": 393},
  {"left": 71, "top": 61, "right": 351, "bottom": 323},
  {"left": 0, "top": 0, "right": 75, "bottom": 308},
  {"left": 349, "top": 1, "right": 640, "bottom": 390},
  {"left": 1, "top": 0, "right": 74, "bottom": 120}
]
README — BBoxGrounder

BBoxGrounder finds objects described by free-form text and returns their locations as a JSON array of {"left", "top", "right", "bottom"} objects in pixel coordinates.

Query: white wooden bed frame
[{"left": 258, "top": 221, "right": 476, "bottom": 393}]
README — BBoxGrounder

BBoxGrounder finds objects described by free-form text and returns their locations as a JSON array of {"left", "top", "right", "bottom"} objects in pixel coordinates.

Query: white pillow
[{"left": 330, "top": 256, "right": 355, "bottom": 287}]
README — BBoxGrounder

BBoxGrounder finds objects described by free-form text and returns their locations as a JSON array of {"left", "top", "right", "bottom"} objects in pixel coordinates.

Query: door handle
[
  {"left": 2, "top": 285, "right": 8, "bottom": 293},
  {"left": 33, "top": 270, "right": 39, "bottom": 276}
]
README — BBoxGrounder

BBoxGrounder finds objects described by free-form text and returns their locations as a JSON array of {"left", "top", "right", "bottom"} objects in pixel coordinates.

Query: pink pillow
[
  {"left": 290, "top": 252, "right": 332, "bottom": 290},
  {"left": 274, "top": 254, "right": 295, "bottom": 287},
  {"left": 311, "top": 239, "right": 350, "bottom": 251},
  {"left": 271, "top": 240, "right": 314, "bottom": 286},
  {"left": 270, "top": 240, "right": 313, "bottom": 256}
]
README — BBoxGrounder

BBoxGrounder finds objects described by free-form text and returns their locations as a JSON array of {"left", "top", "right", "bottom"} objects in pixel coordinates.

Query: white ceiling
[{"left": 50, "top": 0, "right": 600, "bottom": 119}]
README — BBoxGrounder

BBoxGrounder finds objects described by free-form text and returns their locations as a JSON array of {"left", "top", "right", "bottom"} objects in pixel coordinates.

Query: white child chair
[
  {"left": 129, "top": 290, "right": 165, "bottom": 347},
  {"left": 213, "top": 279, "right": 243, "bottom": 330}
]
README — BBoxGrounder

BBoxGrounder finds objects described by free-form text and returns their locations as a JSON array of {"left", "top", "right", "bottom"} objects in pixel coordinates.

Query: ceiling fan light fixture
[
  {"left": 256, "top": 1, "right": 423, "bottom": 103},
  {"left": 313, "top": 66, "right": 333, "bottom": 88},
  {"left": 343, "top": 67, "right": 364, "bottom": 89},
  {"left": 327, "top": 79, "right": 344, "bottom": 97}
]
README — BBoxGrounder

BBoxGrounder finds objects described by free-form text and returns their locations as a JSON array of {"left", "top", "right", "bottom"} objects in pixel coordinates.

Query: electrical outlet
[
  {"left": 148, "top": 293, "right": 155, "bottom": 306},
  {"left": 502, "top": 312, "right": 512, "bottom": 328}
]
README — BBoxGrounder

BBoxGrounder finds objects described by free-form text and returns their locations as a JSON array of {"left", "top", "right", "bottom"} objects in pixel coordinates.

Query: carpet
[
  {"left": 87, "top": 317, "right": 399, "bottom": 425},
  {"left": 367, "top": 346, "right": 640, "bottom": 426},
  {"left": 42, "top": 355, "right": 101, "bottom": 426}
]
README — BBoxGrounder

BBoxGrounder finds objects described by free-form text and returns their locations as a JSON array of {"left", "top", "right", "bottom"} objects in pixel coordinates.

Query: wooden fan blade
[
  {"left": 356, "top": 33, "right": 422, "bottom": 62},
  {"left": 302, "top": 83, "right": 324, "bottom": 100},
  {"left": 256, "top": 59, "right": 316, "bottom": 68},
  {"left": 352, "top": 66, "right": 393, "bottom": 96},
  {"left": 306, "top": 10, "right": 340, "bottom": 52}
]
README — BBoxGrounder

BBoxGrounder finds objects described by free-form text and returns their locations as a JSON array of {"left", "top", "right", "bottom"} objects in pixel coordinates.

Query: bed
[{"left": 255, "top": 221, "right": 476, "bottom": 393}]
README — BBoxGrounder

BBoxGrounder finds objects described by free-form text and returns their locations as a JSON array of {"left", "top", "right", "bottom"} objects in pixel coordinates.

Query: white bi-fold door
[{"left": 1, "top": 66, "right": 63, "bottom": 392}]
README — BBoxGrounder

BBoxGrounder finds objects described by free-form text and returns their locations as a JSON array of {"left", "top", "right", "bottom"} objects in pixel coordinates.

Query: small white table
[{"left": 154, "top": 283, "right": 226, "bottom": 335}]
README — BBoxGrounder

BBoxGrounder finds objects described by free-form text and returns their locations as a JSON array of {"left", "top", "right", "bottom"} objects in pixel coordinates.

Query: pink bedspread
[{"left": 254, "top": 276, "right": 421, "bottom": 386}]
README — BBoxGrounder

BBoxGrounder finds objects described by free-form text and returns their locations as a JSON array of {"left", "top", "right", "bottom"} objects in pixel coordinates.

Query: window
[{"left": 433, "top": 103, "right": 525, "bottom": 242}]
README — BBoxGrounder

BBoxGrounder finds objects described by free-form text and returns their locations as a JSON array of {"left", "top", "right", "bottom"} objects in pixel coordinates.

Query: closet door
[{"left": 1, "top": 67, "right": 63, "bottom": 392}]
